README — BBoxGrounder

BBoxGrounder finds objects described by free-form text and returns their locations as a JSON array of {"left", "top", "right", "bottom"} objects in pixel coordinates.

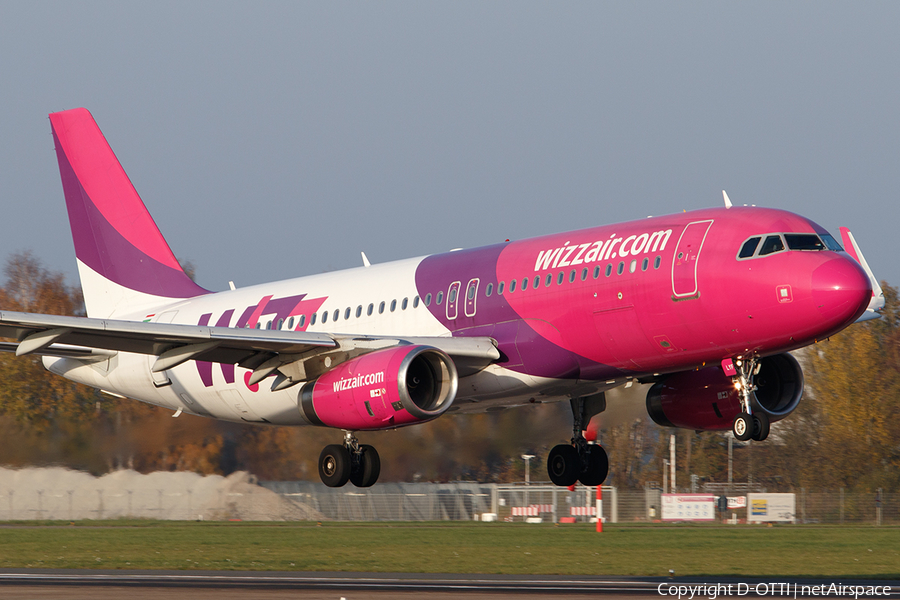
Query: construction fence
[{"left": 0, "top": 468, "right": 896, "bottom": 524}]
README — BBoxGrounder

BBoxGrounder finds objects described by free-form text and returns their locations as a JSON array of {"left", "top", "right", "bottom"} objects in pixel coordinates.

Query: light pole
[
  {"left": 522, "top": 454, "right": 535, "bottom": 509},
  {"left": 521, "top": 454, "right": 536, "bottom": 485}
]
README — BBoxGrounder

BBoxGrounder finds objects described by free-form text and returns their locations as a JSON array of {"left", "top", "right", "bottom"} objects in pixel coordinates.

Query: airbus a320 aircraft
[{"left": 0, "top": 108, "right": 884, "bottom": 488}]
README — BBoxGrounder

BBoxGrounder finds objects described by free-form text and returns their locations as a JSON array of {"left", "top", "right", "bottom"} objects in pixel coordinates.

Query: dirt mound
[{"left": 0, "top": 467, "right": 324, "bottom": 521}]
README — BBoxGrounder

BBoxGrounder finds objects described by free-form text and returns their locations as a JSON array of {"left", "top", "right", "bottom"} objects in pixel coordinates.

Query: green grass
[{"left": 0, "top": 521, "right": 898, "bottom": 578}]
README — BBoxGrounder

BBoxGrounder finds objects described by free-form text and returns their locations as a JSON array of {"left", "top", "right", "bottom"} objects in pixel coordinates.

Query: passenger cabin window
[
  {"left": 759, "top": 235, "right": 786, "bottom": 256},
  {"left": 486, "top": 283, "right": 493, "bottom": 297},
  {"left": 641, "top": 257, "right": 649, "bottom": 271},
  {"left": 436, "top": 291, "right": 444, "bottom": 305},
  {"left": 521, "top": 277, "right": 529, "bottom": 291},
  {"left": 390, "top": 299, "right": 397, "bottom": 312},
  {"left": 333, "top": 309, "right": 340, "bottom": 322},
  {"left": 356, "top": 306, "right": 362, "bottom": 318},
  {"left": 510, "top": 279, "right": 517, "bottom": 293},
  {"left": 593, "top": 266, "right": 600, "bottom": 279},
  {"left": 557, "top": 272, "right": 564, "bottom": 285},
  {"left": 379, "top": 301, "right": 386, "bottom": 314},
  {"left": 785, "top": 234, "right": 825, "bottom": 251},
  {"left": 533, "top": 275, "right": 540, "bottom": 288},
  {"left": 569, "top": 269, "right": 576, "bottom": 283},
  {"left": 739, "top": 237, "right": 761, "bottom": 258},
  {"left": 425, "top": 293, "right": 432, "bottom": 306},
  {"left": 498, "top": 282, "right": 504, "bottom": 295},
  {"left": 581, "top": 268, "right": 588, "bottom": 281},
  {"left": 402, "top": 298, "right": 408, "bottom": 310},
  {"left": 367, "top": 303, "right": 374, "bottom": 316},
  {"left": 322, "top": 311, "right": 328, "bottom": 323},
  {"left": 545, "top": 273, "right": 552, "bottom": 286},
  {"left": 344, "top": 307, "right": 351, "bottom": 320},
  {"left": 413, "top": 295, "right": 420, "bottom": 308},
  {"left": 654, "top": 256, "right": 662, "bottom": 269},
  {"left": 310, "top": 313, "right": 317, "bottom": 326},
  {"left": 299, "top": 315, "right": 306, "bottom": 328}
]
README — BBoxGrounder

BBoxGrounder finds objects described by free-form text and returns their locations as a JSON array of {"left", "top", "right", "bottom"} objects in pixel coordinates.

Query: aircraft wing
[{"left": 0, "top": 310, "right": 499, "bottom": 385}]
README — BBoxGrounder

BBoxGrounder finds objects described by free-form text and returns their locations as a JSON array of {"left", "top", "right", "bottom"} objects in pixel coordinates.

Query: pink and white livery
[{"left": 0, "top": 108, "right": 884, "bottom": 487}]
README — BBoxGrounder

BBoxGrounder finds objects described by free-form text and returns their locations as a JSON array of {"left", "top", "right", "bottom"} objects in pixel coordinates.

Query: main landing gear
[
  {"left": 318, "top": 431, "right": 381, "bottom": 488},
  {"left": 730, "top": 357, "right": 770, "bottom": 442},
  {"left": 547, "top": 395, "right": 609, "bottom": 487}
]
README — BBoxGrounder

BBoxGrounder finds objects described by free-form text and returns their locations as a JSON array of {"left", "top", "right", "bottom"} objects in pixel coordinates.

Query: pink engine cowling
[
  {"left": 298, "top": 345, "right": 458, "bottom": 430},
  {"left": 646, "top": 353, "right": 804, "bottom": 431}
]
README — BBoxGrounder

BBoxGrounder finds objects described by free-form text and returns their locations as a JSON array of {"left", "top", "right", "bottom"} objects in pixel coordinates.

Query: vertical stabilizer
[{"left": 49, "top": 108, "right": 209, "bottom": 318}]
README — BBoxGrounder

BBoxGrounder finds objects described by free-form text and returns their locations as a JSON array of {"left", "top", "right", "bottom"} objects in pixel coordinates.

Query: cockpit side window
[
  {"left": 738, "top": 237, "right": 761, "bottom": 259},
  {"left": 820, "top": 234, "right": 843, "bottom": 251},
  {"left": 785, "top": 234, "right": 825, "bottom": 251},
  {"left": 758, "top": 235, "right": 785, "bottom": 256}
]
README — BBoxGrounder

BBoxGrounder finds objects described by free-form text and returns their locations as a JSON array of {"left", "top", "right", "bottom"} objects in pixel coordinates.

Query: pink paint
[
  {"left": 243, "top": 370, "right": 259, "bottom": 392},
  {"left": 300, "top": 346, "right": 455, "bottom": 431},
  {"left": 246, "top": 295, "right": 273, "bottom": 329},
  {"left": 49, "top": 109, "right": 182, "bottom": 271},
  {"left": 721, "top": 359, "right": 736, "bottom": 377},
  {"left": 494, "top": 207, "right": 871, "bottom": 375}
]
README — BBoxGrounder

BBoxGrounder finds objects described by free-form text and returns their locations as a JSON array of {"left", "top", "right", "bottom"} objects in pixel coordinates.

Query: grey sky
[{"left": 1, "top": 2, "right": 898, "bottom": 293}]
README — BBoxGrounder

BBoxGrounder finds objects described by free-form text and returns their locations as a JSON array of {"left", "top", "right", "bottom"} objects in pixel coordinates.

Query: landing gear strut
[
  {"left": 730, "top": 357, "right": 770, "bottom": 442},
  {"left": 318, "top": 431, "right": 381, "bottom": 488},
  {"left": 547, "top": 394, "right": 609, "bottom": 487}
]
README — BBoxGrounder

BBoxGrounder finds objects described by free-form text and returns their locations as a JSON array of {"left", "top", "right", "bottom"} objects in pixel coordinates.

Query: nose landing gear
[
  {"left": 318, "top": 431, "right": 381, "bottom": 488},
  {"left": 547, "top": 395, "right": 609, "bottom": 487},
  {"left": 730, "top": 357, "right": 770, "bottom": 442}
]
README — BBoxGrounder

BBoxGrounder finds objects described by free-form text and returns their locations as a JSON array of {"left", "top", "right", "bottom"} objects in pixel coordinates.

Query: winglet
[
  {"left": 839, "top": 227, "right": 885, "bottom": 322},
  {"left": 49, "top": 108, "right": 209, "bottom": 317},
  {"left": 722, "top": 190, "right": 732, "bottom": 208}
]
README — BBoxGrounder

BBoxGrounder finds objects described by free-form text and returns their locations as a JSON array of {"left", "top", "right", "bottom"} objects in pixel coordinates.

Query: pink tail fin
[{"left": 49, "top": 108, "right": 208, "bottom": 317}]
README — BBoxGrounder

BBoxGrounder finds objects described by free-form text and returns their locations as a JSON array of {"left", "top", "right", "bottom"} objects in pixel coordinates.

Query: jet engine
[
  {"left": 646, "top": 353, "right": 804, "bottom": 431},
  {"left": 299, "top": 345, "right": 458, "bottom": 430}
]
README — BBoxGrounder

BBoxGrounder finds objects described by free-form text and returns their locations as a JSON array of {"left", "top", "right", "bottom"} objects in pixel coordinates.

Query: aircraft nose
[{"left": 810, "top": 257, "right": 872, "bottom": 326}]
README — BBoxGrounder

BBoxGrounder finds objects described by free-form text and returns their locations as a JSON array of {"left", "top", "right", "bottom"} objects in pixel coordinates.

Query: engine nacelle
[
  {"left": 298, "top": 345, "right": 458, "bottom": 430},
  {"left": 646, "top": 353, "right": 804, "bottom": 431}
]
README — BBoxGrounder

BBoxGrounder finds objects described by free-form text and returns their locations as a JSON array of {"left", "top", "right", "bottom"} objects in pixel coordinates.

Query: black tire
[
  {"left": 579, "top": 444, "right": 609, "bottom": 486},
  {"left": 733, "top": 412, "right": 753, "bottom": 441},
  {"left": 547, "top": 444, "right": 580, "bottom": 487},
  {"left": 350, "top": 444, "right": 381, "bottom": 488},
  {"left": 319, "top": 444, "right": 351, "bottom": 488},
  {"left": 752, "top": 412, "right": 770, "bottom": 441}
]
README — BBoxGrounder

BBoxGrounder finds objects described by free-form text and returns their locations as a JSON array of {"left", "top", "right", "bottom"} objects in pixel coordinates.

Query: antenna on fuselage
[
  {"left": 361, "top": 251, "right": 371, "bottom": 268},
  {"left": 722, "top": 190, "right": 733, "bottom": 208}
]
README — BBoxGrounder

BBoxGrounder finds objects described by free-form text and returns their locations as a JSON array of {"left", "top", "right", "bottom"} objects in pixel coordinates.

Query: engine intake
[
  {"left": 299, "top": 345, "right": 458, "bottom": 430},
  {"left": 646, "top": 353, "right": 804, "bottom": 431}
]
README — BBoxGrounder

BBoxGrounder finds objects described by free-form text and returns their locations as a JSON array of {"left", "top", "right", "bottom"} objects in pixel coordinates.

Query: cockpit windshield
[
  {"left": 784, "top": 234, "right": 824, "bottom": 251},
  {"left": 737, "top": 232, "right": 843, "bottom": 260}
]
